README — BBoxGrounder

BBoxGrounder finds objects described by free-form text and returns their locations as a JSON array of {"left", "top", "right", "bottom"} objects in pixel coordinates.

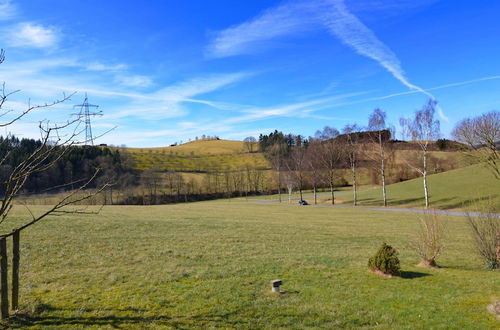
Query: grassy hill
[
  {"left": 122, "top": 139, "right": 268, "bottom": 171},
  {"left": 345, "top": 163, "right": 499, "bottom": 209}
]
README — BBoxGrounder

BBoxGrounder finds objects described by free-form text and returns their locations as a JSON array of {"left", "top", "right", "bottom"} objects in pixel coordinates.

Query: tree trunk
[
  {"left": 287, "top": 186, "right": 292, "bottom": 204},
  {"left": 423, "top": 151, "right": 429, "bottom": 208},
  {"left": 330, "top": 179, "right": 335, "bottom": 205},
  {"left": 277, "top": 168, "right": 282, "bottom": 203},
  {"left": 12, "top": 231, "right": 19, "bottom": 311},
  {"left": 313, "top": 186, "right": 317, "bottom": 205},
  {"left": 352, "top": 164, "right": 357, "bottom": 206},
  {"left": 0, "top": 238, "right": 8, "bottom": 319},
  {"left": 381, "top": 169, "right": 387, "bottom": 207},
  {"left": 379, "top": 134, "right": 387, "bottom": 207}
]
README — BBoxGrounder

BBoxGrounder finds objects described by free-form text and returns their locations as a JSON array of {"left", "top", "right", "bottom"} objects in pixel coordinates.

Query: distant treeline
[{"left": 0, "top": 136, "right": 134, "bottom": 196}]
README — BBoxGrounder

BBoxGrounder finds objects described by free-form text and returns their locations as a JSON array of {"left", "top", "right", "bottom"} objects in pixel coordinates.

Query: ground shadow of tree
[
  {"left": 4, "top": 303, "right": 264, "bottom": 328},
  {"left": 399, "top": 271, "right": 431, "bottom": 279}
]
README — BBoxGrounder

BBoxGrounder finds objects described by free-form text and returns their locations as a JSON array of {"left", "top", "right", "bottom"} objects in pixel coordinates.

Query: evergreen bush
[{"left": 368, "top": 242, "right": 400, "bottom": 275}]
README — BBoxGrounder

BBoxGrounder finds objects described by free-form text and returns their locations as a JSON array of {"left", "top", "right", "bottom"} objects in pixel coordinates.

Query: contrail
[{"left": 321, "top": 0, "right": 448, "bottom": 121}]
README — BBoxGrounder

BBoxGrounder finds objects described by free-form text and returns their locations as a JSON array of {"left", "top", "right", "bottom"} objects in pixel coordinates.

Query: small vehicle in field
[{"left": 298, "top": 200, "right": 309, "bottom": 205}]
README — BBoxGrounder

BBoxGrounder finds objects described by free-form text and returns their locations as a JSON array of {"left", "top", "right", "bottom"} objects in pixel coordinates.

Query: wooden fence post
[
  {"left": 0, "top": 237, "right": 9, "bottom": 319},
  {"left": 12, "top": 231, "right": 19, "bottom": 311}
]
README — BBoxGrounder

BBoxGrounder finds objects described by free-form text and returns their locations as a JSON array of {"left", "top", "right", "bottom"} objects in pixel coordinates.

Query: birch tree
[
  {"left": 368, "top": 108, "right": 391, "bottom": 207},
  {"left": 401, "top": 99, "right": 440, "bottom": 208}
]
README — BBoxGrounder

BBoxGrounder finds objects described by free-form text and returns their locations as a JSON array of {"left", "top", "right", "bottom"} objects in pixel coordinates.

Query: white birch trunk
[{"left": 423, "top": 151, "right": 429, "bottom": 208}]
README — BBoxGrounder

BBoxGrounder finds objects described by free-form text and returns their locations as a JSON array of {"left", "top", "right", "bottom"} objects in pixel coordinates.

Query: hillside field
[
  {"left": 344, "top": 163, "right": 500, "bottom": 210},
  {"left": 4, "top": 201, "right": 499, "bottom": 328},
  {"left": 122, "top": 139, "right": 267, "bottom": 172},
  {"left": 120, "top": 139, "right": 462, "bottom": 178}
]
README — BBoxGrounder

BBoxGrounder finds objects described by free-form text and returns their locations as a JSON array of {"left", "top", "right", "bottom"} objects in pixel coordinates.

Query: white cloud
[
  {"left": 107, "top": 72, "right": 251, "bottom": 120},
  {"left": 207, "top": 1, "right": 321, "bottom": 58},
  {"left": 0, "top": 0, "right": 16, "bottom": 20},
  {"left": 85, "top": 62, "right": 127, "bottom": 72},
  {"left": 6, "top": 22, "right": 59, "bottom": 48},
  {"left": 114, "top": 74, "right": 153, "bottom": 88},
  {"left": 224, "top": 91, "right": 367, "bottom": 124}
]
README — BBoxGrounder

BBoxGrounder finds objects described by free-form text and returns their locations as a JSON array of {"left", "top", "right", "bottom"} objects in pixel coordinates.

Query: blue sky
[{"left": 1, "top": 0, "right": 499, "bottom": 147}]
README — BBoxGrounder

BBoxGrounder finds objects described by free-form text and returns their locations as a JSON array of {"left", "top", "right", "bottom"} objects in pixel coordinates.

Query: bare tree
[
  {"left": 286, "top": 145, "right": 307, "bottom": 201},
  {"left": 243, "top": 136, "right": 257, "bottom": 153},
  {"left": 140, "top": 166, "right": 162, "bottom": 204},
  {"left": 305, "top": 139, "right": 323, "bottom": 205},
  {"left": 411, "top": 212, "right": 446, "bottom": 268},
  {"left": 342, "top": 124, "right": 361, "bottom": 206},
  {"left": 268, "top": 141, "right": 288, "bottom": 202},
  {"left": 282, "top": 169, "right": 295, "bottom": 204},
  {"left": 0, "top": 49, "right": 110, "bottom": 317},
  {"left": 401, "top": 100, "right": 440, "bottom": 208},
  {"left": 317, "top": 126, "right": 342, "bottom": 205},
  {"left": 452, "top": 110, "right": 499, "bottom": 179},
  {"left": 368, "top": 109, "right": 391, "bottom": 207}
]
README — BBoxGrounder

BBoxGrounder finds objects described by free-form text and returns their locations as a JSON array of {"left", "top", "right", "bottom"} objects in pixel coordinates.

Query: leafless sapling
[{"left": 401, "top": 99, "right": 440, "bottom": 208}]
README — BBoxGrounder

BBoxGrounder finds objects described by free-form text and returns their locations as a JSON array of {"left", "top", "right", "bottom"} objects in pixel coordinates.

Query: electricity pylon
[{"left": 73, "top": 93, "right": 102, "bottom": 145}]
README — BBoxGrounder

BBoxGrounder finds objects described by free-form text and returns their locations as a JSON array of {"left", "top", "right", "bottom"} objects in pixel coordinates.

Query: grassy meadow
[{"left": 3, "top": 200, "right": 499, "bottom": 328}]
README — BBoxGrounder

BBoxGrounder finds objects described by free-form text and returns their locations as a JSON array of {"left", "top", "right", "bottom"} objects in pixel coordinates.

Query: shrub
[
  {"left": 411, "top": 212, "right": 446, "bottom": 268},
  {"left": 466, "top": 202, "right": 499, "bottom": 270},
  {"left": 368, "top": 242, "right": 400, "bottom": 275}
]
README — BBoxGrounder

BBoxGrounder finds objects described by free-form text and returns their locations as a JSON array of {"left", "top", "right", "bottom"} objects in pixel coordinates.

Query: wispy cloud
[
  {"left": 207, "top": 1, "right": 320, "bottom": 58},
  {"left": 105, "top": 72, "right": 252, "bottom": 120},
  {"left": 208, "top": 0, "right": 448, "bottom": 120},
  {"left": 290, "top": 74, "right": 500, "bottom": 112},
  {"left": 5, "top": 22, "right": 60, "bottom": 48},
  {"left": 321, "top": 0, "right": 448, "bottom": 121},
  {"left": 85, "top": 62, "right": 127, "bottom": 72},
  {"left": 224, "top": 91, "right": 367, "bottom": 124},
  {"left": 114, "top": 74, "right": 153, "bottom": 88},
  {"left": 0, "top": 0, "right": 16, "bottom": 21}
]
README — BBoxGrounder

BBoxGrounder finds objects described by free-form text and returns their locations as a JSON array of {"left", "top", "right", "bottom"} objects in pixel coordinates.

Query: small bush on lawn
[{"left": 368, "top": 242, "right": 400, "bottom": 276}]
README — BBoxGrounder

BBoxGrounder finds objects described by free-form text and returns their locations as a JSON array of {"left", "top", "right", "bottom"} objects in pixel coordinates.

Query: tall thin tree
[
  {"left": 368, "top": 109, "right": 391, "bottom": 207},
  {"left": 401, "top": 99, "right": 440, "bottom": 208}
]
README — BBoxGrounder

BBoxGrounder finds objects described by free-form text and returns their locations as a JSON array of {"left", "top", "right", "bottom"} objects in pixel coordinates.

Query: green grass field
[
  {"left": 344, "top": 164, "right": 500, "bottom": 210},
  {"left": 4, "top": 200, "right": 499, "bottom": 328}
]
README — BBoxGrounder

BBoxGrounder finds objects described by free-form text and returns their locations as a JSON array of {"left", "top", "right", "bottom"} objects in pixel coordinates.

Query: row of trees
[{"left": 258, "top": 100, "right": 443, "bottom": 208}]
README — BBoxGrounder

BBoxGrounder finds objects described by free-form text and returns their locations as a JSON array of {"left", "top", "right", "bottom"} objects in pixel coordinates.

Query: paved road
[{"left": 253, "top": 192, "right": 499, "bottom": 218}]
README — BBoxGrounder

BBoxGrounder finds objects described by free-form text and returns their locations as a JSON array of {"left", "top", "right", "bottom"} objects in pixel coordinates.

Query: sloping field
[
  {"left": 6, "top": 202, "right": 499, "bottom": 328},
  {"left": 347, "top": 163, "right": 499, "bottom": 209},
  {"left": 123, "top": 139, "right": 268, "bottom": 171}
]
